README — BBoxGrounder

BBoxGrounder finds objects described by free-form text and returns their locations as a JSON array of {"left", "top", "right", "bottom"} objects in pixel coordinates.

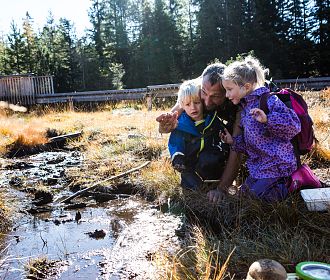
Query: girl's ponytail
[
  {"left": 244, "top": 56, "right": 269, "bottom": 87},
  {"left": 223, "top": 55, "right": 269, "bottom": 87}
]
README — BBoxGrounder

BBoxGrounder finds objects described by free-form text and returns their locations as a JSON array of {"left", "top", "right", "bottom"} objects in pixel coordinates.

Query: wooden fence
[
  {"left": 0, "top": 75, "right": 329, "bottom": 107},
  {"left": 0, "top": 75, "right": 54, "bottom": 105},
  {"left": 274, "top": 77, "right": 330, "bottom": 91}
]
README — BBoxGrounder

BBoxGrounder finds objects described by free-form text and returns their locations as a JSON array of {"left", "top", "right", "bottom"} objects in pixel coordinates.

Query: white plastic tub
[{"left": 300, "top": 188, "right": 330, "bottom": 211}]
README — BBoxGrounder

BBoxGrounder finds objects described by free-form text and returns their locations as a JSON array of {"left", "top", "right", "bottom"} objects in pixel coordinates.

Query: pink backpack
[
  {"left": 260, "top": 88, "right": 315, "bottom": 155},
  {"left": 260, "top": 88, "right": 321, "bottom": 192}
]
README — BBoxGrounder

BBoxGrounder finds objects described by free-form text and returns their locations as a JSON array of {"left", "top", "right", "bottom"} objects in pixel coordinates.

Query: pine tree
[
  {"left": 0, "top": 34, "right": 10, "bottom": 74},
  {"left": 193, "top": 0, "right": 225, "bottom": 71},
  {"left": 244, "top": 0, "right": 290, "bottom": 78},
  {"left": 22, "top": 12, "right": 37, "bottom": 74},
  {"left": 104, "top": 0, "right": 130, "bottom": 87},
  {"left": 36, "top": 12, "right": 57, "bottom": 76},
  {"left": 55, "top": 18, "right": 81, "bottom": 92},
  {"left": 88, "top": 0, "right": 107, "bottom": 68},
  {"left": 312, "top": 0, "right": 330, "bottom": 75},
  {"left": 6, "top": 21, "right": 26, "bottom": 74},
  {"left": 284, "top": 0, "right": 315, "bottom": 77}
]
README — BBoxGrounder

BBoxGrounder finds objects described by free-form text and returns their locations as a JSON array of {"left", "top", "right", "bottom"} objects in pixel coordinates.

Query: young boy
[{"left": 168, "top": 79, "right": 230, "bottom": 190}]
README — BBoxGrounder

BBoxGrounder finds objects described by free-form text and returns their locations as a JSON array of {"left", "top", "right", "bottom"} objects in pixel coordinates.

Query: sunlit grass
[
  {"left": 162, "top": 225, "right": 235, "bottom": 280},
  {"left": 0, "top": 91, "right": 329, "bottom": 278},
  {"left": 0, "top": 117, "right": 48, "bottom": 155},
  {"left": 165, "top": 194, "right": 330, "bottom": 279},
  {"left": 140, "top": 157, "right": 180, "bottom": 197},
  {"left": 303, "top": 88, "right": 330, "bottom": 153}
]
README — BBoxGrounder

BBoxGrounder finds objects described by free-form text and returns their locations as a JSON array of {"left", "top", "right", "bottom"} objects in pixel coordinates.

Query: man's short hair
[{"left": 201, "top": 63, "right": 226, "bottom": 86}]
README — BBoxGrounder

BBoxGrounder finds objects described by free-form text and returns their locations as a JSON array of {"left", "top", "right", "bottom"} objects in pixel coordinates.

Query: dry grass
[
  {"left": 25, "top": 256, "right": 63, "bottom": 279},
  {"left": 0, "top": 200, "right": 10, "bottom": 234},
  {"left": 164, "top": 226, "right": 235, "bottom": 280},
  {"left": 0, "top": 91, "right": 329, "bottom": 279},
  {"left": 0, "top": 117, "right": 48, "bottom": 154},
  {"left": 303, "top": 88, "right": 330, "bottom": 158},
  {"left": 141, "top": 157, "right": 180, "bottom": 197},
  {"left": 167, "top": 193, "right": 330, "bottom": 279},
  {"left": 0, "top": 190, "right": 11, "bottom": 237}
]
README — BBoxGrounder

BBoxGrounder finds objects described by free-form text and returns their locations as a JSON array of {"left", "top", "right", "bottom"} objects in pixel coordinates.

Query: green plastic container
[{"left": 295, "top": 261, "right": 330, "bottom": 280}]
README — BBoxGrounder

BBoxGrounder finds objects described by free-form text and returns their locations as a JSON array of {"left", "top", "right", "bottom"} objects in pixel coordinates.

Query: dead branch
[{"left": 60, "top": 161, "right": 150, "bottom": 204}]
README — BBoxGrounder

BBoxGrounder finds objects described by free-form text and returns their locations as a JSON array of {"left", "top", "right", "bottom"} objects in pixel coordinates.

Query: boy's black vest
[{"left": 183, "top": 112, "right": 230, "bottom": 180}]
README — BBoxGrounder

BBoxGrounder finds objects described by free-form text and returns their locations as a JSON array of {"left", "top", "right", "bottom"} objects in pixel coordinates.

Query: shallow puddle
[{"left": 0, "top": 152, "right": 182, "bottom": 279}]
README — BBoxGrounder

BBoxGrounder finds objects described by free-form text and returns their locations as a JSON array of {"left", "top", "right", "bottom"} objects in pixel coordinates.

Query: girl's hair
[
  {"left": 177, "top": 78, "right": 201, "bottom": 107},
  {"left": 223, "top": 56, "right": 269, "bottom": 87}
]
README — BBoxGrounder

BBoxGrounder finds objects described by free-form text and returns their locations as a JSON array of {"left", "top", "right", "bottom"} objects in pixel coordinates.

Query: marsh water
[{"left": 0, "top": 151, "right": 182, "bottom": 279}]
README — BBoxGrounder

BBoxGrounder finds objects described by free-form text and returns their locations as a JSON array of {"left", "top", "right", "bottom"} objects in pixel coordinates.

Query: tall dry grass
[
  {"left": 165, "top": 193, "right": 330, "bottom": 279},
  {"left": 0, "top": 117, "right": 48, "bottom": 155},
  {"left": 303, "top": 88, "right": 330, "bottom": 162},
  {"left": 164, "top": 226, "right": 235, "bottom": 280},
  {"left": 0, "top": 90, "right": 329, "bottom": 278}
]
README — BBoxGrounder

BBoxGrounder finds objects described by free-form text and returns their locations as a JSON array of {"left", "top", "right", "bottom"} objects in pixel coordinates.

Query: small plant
[{"left": 25, "top": 256, "right": 61, "bottom": 279}]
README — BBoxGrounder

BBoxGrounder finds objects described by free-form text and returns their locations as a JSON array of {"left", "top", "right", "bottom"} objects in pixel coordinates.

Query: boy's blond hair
[
  {"left": 177, "top": 78, "right": 201, "bottom": 107},
  {"left": 223, "top": 55, "right": 269, "bottom": 87}
]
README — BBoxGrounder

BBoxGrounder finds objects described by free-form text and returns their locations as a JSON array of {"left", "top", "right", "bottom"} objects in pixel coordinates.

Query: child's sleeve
[
  {"left": 168, "top": 130, "right": 185, "bottom": 161},
  {"left": 265, "top": 95, "right": 301, "bottom": 140},
  {"left": 232, "top": 134, "right": 246, "bottom": 154}
]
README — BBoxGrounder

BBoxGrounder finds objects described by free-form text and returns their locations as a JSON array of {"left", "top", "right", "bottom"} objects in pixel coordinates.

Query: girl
[
  {"left": 168, "top": 79, "right": 229, "bottom": 190},
  {"left": 221, "top": 56, "right": 301, "bottom": 202}
]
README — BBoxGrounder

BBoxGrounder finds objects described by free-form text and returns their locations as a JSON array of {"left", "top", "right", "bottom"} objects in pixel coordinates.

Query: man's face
[{"left": 200, "top": 77, "right": 226, "bottom": 111}]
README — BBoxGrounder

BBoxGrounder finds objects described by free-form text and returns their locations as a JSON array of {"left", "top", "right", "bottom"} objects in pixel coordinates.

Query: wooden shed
[{"left": 0, "top": 74, "right": 54, "bottom": 105}]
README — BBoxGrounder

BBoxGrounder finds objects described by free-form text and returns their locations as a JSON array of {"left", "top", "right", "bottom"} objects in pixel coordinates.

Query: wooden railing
[
  {"left": 1, "top": 76, "right": 329, "bottom": 107},
  {"left": 274, "top": 77, "right": 330, "bottom": 91},
  {"left": 0, "top": 75, "right": 54, "bottom": 105},
  {"left": 35, "top": 84, "right": 181, "bottom": 110}
]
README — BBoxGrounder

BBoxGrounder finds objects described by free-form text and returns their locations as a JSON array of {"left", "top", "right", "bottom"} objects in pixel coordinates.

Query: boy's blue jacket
[{"left": 168, "top": 111, "right": 229, "bottom": 171}]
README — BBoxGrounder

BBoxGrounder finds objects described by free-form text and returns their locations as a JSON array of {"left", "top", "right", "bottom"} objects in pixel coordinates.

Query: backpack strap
[
  {"left": 259, "top": 92, "right": 302, "bottom": 168},
  {"left": 259, "top": 92, "right": 271, "bottom": 115}
]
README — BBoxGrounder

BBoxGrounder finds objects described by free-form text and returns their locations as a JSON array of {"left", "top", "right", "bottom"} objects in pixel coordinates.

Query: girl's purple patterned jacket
[{"left": 233, "top": 87, "right": 301, "bottom": 179}]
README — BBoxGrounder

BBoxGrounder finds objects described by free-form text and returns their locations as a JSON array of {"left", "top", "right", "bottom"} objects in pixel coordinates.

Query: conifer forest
[{"left": 0, "top": 0, "right": 329, "bottom": 93}]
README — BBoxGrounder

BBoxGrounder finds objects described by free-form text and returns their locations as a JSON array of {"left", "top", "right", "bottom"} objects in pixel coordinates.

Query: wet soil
[{"left": 0, "top": 151, "right": 183, "bottom": 280}]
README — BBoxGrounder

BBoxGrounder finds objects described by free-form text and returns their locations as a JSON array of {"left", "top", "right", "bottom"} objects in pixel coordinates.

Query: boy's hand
[
  {"left": 250, "top": 108, "right": 267, "bottom": 123},
  {"left": 172, "top": 154, "right": 186, "bottom": 173},
  {"left": 220, "top": 128, "right": 233, "bottom": 145},
  {"left": 156, "top": 111, "right": 179, "bottom": 133}
]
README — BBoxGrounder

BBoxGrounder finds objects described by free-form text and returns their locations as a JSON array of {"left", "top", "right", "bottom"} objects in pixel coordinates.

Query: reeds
[{"left": 165, "top": 193, "right": 330, "bottom": 279}]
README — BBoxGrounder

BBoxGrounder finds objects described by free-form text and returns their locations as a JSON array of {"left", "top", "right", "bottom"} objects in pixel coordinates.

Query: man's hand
[
  {"left": 206, "top": 188, "right": 226, "bottom": 204},
  {"left": 156, "top": 111, "right": 179, "bottom": 133}
]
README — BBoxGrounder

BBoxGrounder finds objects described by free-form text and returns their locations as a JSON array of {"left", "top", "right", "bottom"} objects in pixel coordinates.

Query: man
[{"left": 156, "top": 63, "right": 241, "bottom": 203}]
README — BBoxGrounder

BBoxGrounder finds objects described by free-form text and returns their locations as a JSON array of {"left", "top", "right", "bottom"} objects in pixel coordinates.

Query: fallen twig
[
  {"left": 60, "top": 161, "right": 150, "bottom": 204},
  {"left": 49, "top": 131, "right": 82, "bottom": 143}
]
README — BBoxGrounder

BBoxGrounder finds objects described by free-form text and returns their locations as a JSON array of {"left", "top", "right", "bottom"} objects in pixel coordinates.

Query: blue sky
[{"left": 0, "top": 0, "right": 92, "bottom": 37}]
